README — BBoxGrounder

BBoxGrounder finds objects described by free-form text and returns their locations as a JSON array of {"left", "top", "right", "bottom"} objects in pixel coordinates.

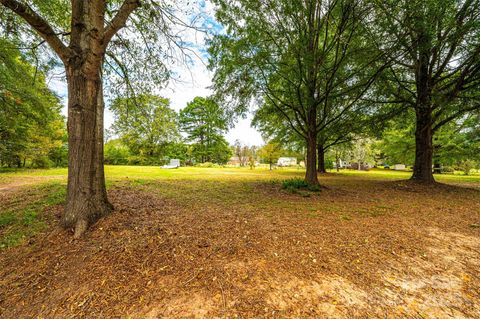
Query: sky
[{"left": 48, "top": 0, "right": 264, "bottom": 147}]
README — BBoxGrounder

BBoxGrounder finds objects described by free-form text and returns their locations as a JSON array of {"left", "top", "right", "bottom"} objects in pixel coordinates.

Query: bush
[
  {"left": 441, "top": 166, "right": 455, "bottom": 173},
  {"left": 31, "top": 156, "right": 51, "bottom": 168},
  {"left": 282, "top": 178, "right": 308, "bottom": 189},
  {"left": 325, "top": 160, "right": 334, "bottom": 170},
  {"left": 458, "top": 160, "right": 476, "bottom": 175},
  {"left": 282, "top": 178, "right": 320, "bottom": 192}
]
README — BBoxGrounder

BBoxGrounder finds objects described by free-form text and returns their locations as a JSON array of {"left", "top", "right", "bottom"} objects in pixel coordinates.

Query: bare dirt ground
[
  {"left": 0, "top": 176, "right": 63, "bottom": 193},
  {"left": 0, "top": 173, "right": 479, "bottom": 318}
]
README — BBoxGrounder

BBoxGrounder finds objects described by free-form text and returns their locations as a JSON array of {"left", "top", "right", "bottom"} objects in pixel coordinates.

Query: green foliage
[
  {"left": 458, "top": 160, "right": 477, "bottom": 176},
  {"left": 282, "top": 178, "right": 320, "bottom": 192},
  {"left": 109, "top": 94, "right": 181, "bottom": 165},
  {"left": 375, "top": 114, "right": 480, "bottom": 167},
  {"left": 0, "top": 38, "right": 66, "bottom": 168},
  {"left": 258, "top": 142, "right": 282, "bottom": 168},
  {"left": 180, "top": 97, "right": 231, "bottom": 164},
  {"left": 0, "top": 181, "right": 65, "bottom": 248},
  {"left": 104, "top": 139, "right": 131, "bottom": 165}
]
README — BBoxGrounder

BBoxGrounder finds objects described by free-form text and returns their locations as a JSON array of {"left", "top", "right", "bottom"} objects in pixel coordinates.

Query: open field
[{"left": 1, "top": 166, "right": 479, "bottom": 318}]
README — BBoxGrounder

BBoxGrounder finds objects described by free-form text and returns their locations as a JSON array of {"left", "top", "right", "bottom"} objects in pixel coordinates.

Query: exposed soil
[
  {"left": 0, "top": 175, "right": 479, "bottom": 318},
  {"left": 0, "top": 176, "right": 63, "bottom": 193}
]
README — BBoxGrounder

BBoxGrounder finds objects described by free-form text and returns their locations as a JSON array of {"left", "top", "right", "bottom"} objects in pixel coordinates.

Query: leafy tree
[
  {"left": 258, "top": 142, "right": 282, "bottom": 170},
  {"left": 0, "top": 38, "right": 65, "bottom": 168},
  {"left": 371, "top": 0, "right": 480, "bottom": 182},
  {"left": 0, "top": 0, "right": 193, "bottom": 237},
  {"left": 110, "top": 94, "right": 180, "bottom": 164},
  {"left": 209, "top": 0, "right": 386, "bottom": 185},
  {"left": 179, "top": 97, "right": 230, "bottom": 163},
  {"left": 232, "top": 140, "right": 249, "bottom": 167},
  {"left": 104, "top": 139, "right": 131, "bottom": 165},
  {"left": 376, "top": 112, "right": 480, "bottom": 169}
]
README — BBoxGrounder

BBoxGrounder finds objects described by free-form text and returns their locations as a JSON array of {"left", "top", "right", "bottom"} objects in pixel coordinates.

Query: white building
[{"left": 277, "top": 157, "right": 297, "bottom": 167}]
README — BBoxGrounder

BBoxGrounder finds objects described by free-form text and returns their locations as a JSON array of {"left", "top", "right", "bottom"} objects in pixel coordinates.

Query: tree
[
  {"left": 258, "top": 142, "right": 282, "bottom": 170},
  {"left": 110, "top": 94, "right": 180, "bottom": 163},
  {"left": 0, "top": 38, "right": 65, "bottom": 168},
  {"left": 0, "top": 0, "right": 188, "bottom": 236},
  {"left": 104, "top": 139, "right": 131, "bottom": 165},
  {"left": 179, "top": 97, "right": 230, "bottom": 163},
  {"left": 233, "top": 140, "right": 248, "bottom": 167},
  {"left": 209, "top": 0, "right": 386, "bottom": 186},
  {"left": 375, "top": 111, "right": 480, "bottom": 168},
  {"left": 371, "top": 0, "right": 480, "bottom": 182}
]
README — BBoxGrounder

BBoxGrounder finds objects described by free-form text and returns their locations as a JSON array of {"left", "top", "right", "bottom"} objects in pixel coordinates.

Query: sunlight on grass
[
  {"left": 2, "top": 165, "right": 480, "bottom": 184},
  {"left": 0, "top": 181, "right": 65, "bottom": 248}
]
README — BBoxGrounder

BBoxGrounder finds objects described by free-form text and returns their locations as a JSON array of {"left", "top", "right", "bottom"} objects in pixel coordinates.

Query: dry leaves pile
[{"left": 0, "top": 175, "right": 479, "bottom": 318}]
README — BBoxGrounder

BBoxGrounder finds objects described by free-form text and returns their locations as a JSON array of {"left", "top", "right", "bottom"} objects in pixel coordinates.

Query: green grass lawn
[
  {"left": 1, "top": 165, "right": 479, "bottom": 248},
  {"left": 2, "top": 165, "right": 480, "bottom": 183}
]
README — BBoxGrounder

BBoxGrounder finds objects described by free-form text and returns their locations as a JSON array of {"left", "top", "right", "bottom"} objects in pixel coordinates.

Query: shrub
[
  {"left": 282, "top": 178, "right": 320, "bottom": 192},
  {"left": 282, "top": 178, "right": 308, "bottom": 189},
  {"left": 31, "top": 156, "right": 51, "bottom": 168},
  {"left": 441, "top": 166, "right": 455, "bottom": 173},
  {"left": 459, "top": 160, "right": 476, "bottom": 175}
]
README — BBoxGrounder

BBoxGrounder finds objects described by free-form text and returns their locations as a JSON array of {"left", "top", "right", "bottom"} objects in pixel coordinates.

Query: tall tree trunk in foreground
[
  {"left": 317, "top": 144, "right": 326, "bottom": 173},
  {"left": 62, "top": 66, "right": 112, "bottom": 236},
  {"left": 411, "top": 108, "right": 434, "bottom": 182},
  {"left": 0, "top": 0, "right": 141, "bottom": 237},
  {"left": 411, "top": 41, "right": 434, "bottom": 183}
]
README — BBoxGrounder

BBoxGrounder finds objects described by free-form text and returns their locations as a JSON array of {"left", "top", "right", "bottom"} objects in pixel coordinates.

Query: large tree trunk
[
  {"left": 317, "top": 144, "right": 326, "bottom": 173},
  {"left": 62, "top": 67, "right": 112, "bottom": 238},
  {"left": 1, "top": 0, "right": 140, "bottom": 239},
  {"left": 411, "top": 108, "right": 434, "bottom": 183},
  {"left": 411, "top": 42, "right": 435, "bottom": 183},
  {"left": 305, "top": 129, "right": 319, "bottom": 186}
]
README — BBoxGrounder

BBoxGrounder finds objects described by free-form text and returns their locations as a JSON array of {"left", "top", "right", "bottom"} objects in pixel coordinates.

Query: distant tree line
[
  {"left": 105, "top": 95, "right": 232, "bottom": 166},
  {"left": 0, "top": 39, "right": 66, "bottom": 168}
]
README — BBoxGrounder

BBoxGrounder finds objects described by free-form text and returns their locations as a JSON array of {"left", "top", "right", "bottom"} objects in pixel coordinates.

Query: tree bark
[
  {"left": 317, "top": 144, "right": 326, "bottom": 173},
  {"left": 305, "top": 128, "right": 319, "bottom": 186},
  {"left": 0, "top": 0, "right": 140, "bottom": 238},
  {"left": 411, "top": 39, "right": 435, "bottom": 183},
  {"left": 62, "top": 66, "right": 112, "bottom": 238},
  {"left": 411, "top": 108, "right": 434, "bottom": 182}
]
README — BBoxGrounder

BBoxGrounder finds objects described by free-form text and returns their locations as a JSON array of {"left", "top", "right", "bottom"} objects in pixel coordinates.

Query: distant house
[
  {"left": 277, "top": 157, "right": 297, "bottom": 167},
  {"left": 333, "top": 159, "right": 350, "bottom": 169},
  {"left": 393, "top": 164, "right": 406, "bottom": 171}
]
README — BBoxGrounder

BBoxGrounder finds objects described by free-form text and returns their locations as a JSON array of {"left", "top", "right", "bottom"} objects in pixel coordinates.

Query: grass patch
[
  {"left": 0, "top": 181, "right": 65, "bottom": 249},
  {"left": 282, "top": 178, "right": 321, "bottom": 193}
]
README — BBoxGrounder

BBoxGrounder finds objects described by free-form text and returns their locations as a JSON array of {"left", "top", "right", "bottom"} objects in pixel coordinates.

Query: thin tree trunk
[
  {"left": 305, "top": 128, "right": 319, "bottom": 186},
  {"left": 317, "top": 144, "right": 326, "bottom": 173},
  {"left": 62, "top": 67, "right": 112, "bottom": 238}
]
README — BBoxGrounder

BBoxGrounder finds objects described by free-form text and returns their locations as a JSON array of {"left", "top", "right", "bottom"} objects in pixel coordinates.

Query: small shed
[{"left": 393, "top": 164, "right": 406, "bottom": 171}]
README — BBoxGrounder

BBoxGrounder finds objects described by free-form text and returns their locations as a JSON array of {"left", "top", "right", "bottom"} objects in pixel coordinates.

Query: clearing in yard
[{"left": 0, "top": 166, "right": 479, "bottom": 318}]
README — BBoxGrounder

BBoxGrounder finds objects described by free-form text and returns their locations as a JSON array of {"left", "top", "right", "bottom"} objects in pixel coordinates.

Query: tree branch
[
  {"left": 103, "top": 0, "right": 141, "bottom": 48},
  {"left": 0, "top": 0, "right": 71, "bottom": 63}
]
